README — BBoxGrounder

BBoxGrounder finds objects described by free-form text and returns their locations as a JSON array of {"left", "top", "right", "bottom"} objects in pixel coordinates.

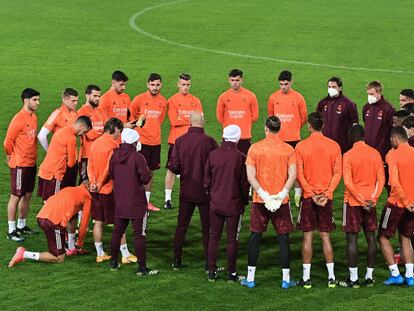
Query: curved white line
[{"left": 129, "top": 1, "right": 414, "bottom": 75}]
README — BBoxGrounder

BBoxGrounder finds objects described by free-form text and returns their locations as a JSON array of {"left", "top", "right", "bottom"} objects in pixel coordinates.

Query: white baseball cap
[{"left": 121, "top": 128, "right": 140, "bottom": 144}]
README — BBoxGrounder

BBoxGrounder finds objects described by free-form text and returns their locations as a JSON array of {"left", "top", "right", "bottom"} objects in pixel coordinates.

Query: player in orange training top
[{"left": 4, "top": 88, "right": 40, "bottom": 242}]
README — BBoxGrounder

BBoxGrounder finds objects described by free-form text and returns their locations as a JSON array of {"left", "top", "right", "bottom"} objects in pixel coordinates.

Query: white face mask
[
  {"left": 328, "top": 88, "right": 339, "bottom": 98},
  {"left": 136, "top": 142, "right": 142, "bottom": 152},
  {"left": 368, "top": 95, "right": 378, "bottom": 104}
]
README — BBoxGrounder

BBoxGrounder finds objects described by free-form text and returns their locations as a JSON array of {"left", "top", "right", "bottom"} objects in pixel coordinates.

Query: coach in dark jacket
[
  {"left": 169, "top": 111, "right": 218, "bottom": 270},
  {"left": 204, "top": 124, "right": 250, "bottom": 281},
  {"left": 109, "top": 129, "right": 157, "bottom": 276}
]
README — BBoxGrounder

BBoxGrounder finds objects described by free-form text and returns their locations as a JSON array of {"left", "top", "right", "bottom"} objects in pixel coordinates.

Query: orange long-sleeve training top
[
  {"left": 37, "top": 184, "right": 91, "bottom": 239},
  {"left": 130, "top": 91, "right": 167, "bottom": 146},
  {"left": 43, "top": 104, "right": 78, "bottom": 133},
  {"left": 267, "top": 89, "right": 307, "bottom": 142},
  {"left": 77, "top": 104, "right": 107, "bottom": 159},
  {"left": 216, "top": 87, "right": 259, "bottom": 139},
  {"left": 87, "top": 133, "right": 119, "bottom": 194},
  {"left": 38, "top": 126, "right": 77, "bottom": 180},
  {"left": 246, "top": 134, "right": 296, "bottom": 204},
  {"left": 295, "top": 132, "right": 342, "bottom": 199},
  {"left": 167, "top": 92, "right": 203, "bottom": 144},
  {"left": 386, "top": 143, "right": 414, "bottom": 208},
  {"left": 343, "top": 141, "right": 385, "bottom": 207},
  {"left": 4, "top": 109, "right": 38, "bottom": 168},
  {"left": 99, "top": 89, "right": 131, "bottom": 123}
]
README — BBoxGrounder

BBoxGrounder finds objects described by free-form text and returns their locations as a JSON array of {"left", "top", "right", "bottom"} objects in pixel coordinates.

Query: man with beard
[{"left": 130, "top": 73, "right": 167, "bottom": 211}]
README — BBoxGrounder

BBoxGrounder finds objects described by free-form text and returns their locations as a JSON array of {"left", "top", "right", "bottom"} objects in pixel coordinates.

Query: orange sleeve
[
  {"left": 44, "top": 110, "right": 60, "bottom": 132},
  {"left": 96, "top": 150, "right": 113, "bottom": 190},
  {"left": 160, "top": 102, "right": 167, "bottom": 124},
  {"left": 389, "top": 159, "right": 410, "bottom": 207},
  {"left": 216, "top": 96, "right": 225, "bottom": 125},
  {"left": 343, "top": 155, "right": 365, "bottom": 205},
  {"left": 129, "top": 96, "right": 140, "bottom": 120},
  {"left": 67, "top": 135, "right": 77, "bottom": 168},
  {"left": 296, "top": 149, "right": 314, "bottom": 196},
  {"left": 250, "top": 94, "right": 259, "bottom": 123},
  {"left": 326, "top": 151, "right": 342, "bottom": 199},
  {"left": 371, "top": 159, "right": 385, "bottom": 202},
  {"left": 299, "top": 95, "right": 308, "bottom": 126},
  {"left": 84, "top": 129, "right": 101, "bottom": 141},
  {"left": 4, "top": 119, "right": 20, "bottom": 156},
  {"left": 76, "top": 195, "right": 91, "bottom": 247},
  {"left": 267, "top": 96, "right": 274, "bottom": 116},
  {"left": 168, "top": 101, "right": 189, "bottom": 127},
  {"left": 87, "top": 155, "right": 96, "bottom": 184}
]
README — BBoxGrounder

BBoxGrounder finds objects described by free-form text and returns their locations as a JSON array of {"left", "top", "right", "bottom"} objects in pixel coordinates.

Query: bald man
[{"left": 169, "top": 111, "right": 218, "bottom": 271}]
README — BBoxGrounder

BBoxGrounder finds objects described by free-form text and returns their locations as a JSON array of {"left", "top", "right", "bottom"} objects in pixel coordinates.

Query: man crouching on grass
[
  {"left": 108, "top": 128, "right": 158, "bottom": 276},
  {"left": 8, "top": 181, "right": 92, "bottom": 267}
]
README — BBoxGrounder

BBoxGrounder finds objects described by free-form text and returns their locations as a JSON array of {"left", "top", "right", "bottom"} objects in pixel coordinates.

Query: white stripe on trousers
[
  {"left": 142, "top": 212, "right": 148, "bottom": 236},
  {"left": 55, "top": 229, "right": 62, "bottom": 250},
  {"left": 16, "top": 168, "right": 22, "bottom": 190},
  {"left": 55, "top": 180, "right": 61, "bottom": 194},
  {"left": 382, "top": 207, "right": 392, "bottom": 229},
  {"left": 236, "top": 215, "right": 243, "bottom": 241},
  {"left": 342, "top": 203, "right": 347, "bottom": 226}
]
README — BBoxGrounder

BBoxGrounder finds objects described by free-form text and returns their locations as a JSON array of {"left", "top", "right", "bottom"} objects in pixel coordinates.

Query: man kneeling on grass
[{"left": 8, "top": 182, "right": 91, "bottom": 267}]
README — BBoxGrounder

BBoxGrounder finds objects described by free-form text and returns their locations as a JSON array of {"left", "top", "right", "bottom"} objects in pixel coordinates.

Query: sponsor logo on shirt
[
  {"left": 144, "top": 109, "right": 162, "bottom": 119},
  {"left": 27, "top": 128, "right": 37, "bottom": 138},
  {"left": 276, "top": 113, "right": 294, "bottom": 122},
  {"left": 113, "top": 107, "right": 128, "bottom": 116},
  {"left": 178, "top": 109, "right": 193, "bottom": 118},
  {"left": 377, "top": 110, "right": 383, "bottom": 120},
  {"left": 228, "top": 110, "right": 246, "bottom": 119}
]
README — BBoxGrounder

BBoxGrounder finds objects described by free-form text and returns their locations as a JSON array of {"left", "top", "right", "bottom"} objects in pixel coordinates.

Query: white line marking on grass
[{"left": 129, "top": 1, "right": 414, "bottom": 74}]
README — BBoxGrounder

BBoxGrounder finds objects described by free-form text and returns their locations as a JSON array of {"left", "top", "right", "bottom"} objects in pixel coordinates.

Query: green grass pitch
[{"left": 0, "top": 0, "right": 414, "bottom": 310}]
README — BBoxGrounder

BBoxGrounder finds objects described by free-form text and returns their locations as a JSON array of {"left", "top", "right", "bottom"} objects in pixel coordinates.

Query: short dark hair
[
  {"left": 403, "top": 103, "right": 414, "bottom": 114},
  {"left": 349, "top": 124, "right": 364, "bottom": 144},
  {"left": 62, "top": 88, "right": 78, "bottom": 98},
  {"left": 393, "top": 110, "right": 410, "bottom": 119},
  {"left": 265, "top": 116, "right": 281, "bottom": 133},
  {"left": 179, "top": 73, "right": 191, "bottom": 81},
  {"left": 278, "top": 70, "right": 292, "bottom": 81},
  {"left": 112, "top": 70, "right": 129, "bottom": 82},
  {"left": 328, "top": 77, "right": 343, "bottom": 88},
  {"left": 104, "top": 118, "right": 123, "bottom": 134},
  {"left": 402, "top": 116, "right": 414, "bottom": 129},
  {"left": 308, "top": 112, "right": 324, "bottom": 131},
  {"left": 76, "top": 115, "right": 92, "bottom": 129},
  {"left": 21, "top": 88, "right": 40, "bottom": 101},
  {"left": 148, "top": 73, "right": 162, "bottom": 82},
  {"left": 85, "top": 85, "right": 100, "bottom": 95},
  {"left": 229, "top": 69, "right": 243, "bottom": 78},
  {"left": 390, "top": 126, "right": 408, "bottom": 141},
  {"left": 400, "top": 89, "right": 414, "bottom": 99}
]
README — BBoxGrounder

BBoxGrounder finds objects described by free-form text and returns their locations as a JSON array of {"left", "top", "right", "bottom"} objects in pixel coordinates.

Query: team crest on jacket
[
  {"left": 377, "top": 110, "right": 383, "bottom": 120},
  {"left": 323, "top": 105, "right": 328, "bottom": 112},
  {"left": 365, "top": 109, "right": 370, "bottom": 118},
  {"left": 243, "top": 97, "right": 247, "bottom": 102},
  {"left": 336, "top": 104, "right": 342, "bottom": 114}
]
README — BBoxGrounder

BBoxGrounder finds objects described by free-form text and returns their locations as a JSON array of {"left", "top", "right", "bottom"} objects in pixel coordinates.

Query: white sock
[
  {"left": 120, "top": 244, "right": 131, "bottom": 257},
  {"left": 8, "top": 221, "right": 16, "bottom": 233},
  {"left": 326, "top": 262, "right": 335, "bottom": 280},
  {"left": 68, "top": 233, "right": 76, "bottom": 250},
  {"left": 365, "top": 267, "right": 374, "bottom": 280},
  {"left": 303, "top": 263, "right": 311, "bottom": 281},
  {"left": 146, "top": 191, "right": 151, "bottom": 202},
  {"left": 77, "top": 211, "right": 82, "bottom": 227},
  {"left": 94, "top": 242, "right": 104, "bottom": 256},
  {"left": 388, "top": 264, "right": 400, "bottom": 277},
  {"left": 17, "top": 218, "right": 26, "bottom": 229},
  {"left": 282, "top": 268, "right": 290, "bottom": 282},
  {"left": 24, "top": 251, "right": 40, "bottom": 261},
  {"left": 349, "top": 267, "right": 358, "bottom": 282},
  {"left": 294, "top": 187, "right": 302, "bottom": 197},
  {"left": 165, "top": 189, "right": 172, "bottom": 201},
  {"left": 247, "top": 266, "right": 256, "bottom": 282},
  {"left": 405, "top": 263, "right": 414, "bottom": 278}
]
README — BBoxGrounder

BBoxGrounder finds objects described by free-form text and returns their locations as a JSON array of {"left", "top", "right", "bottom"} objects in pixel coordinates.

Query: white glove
[
  {"left": 257, "top": 188, "right": 270, "bottom": 201},
  {"left": 270, "top": 188, "right": 289, "bottom": 201},
  {"left": 264, "top": 197, "right": 282, "bottom": 212}
]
